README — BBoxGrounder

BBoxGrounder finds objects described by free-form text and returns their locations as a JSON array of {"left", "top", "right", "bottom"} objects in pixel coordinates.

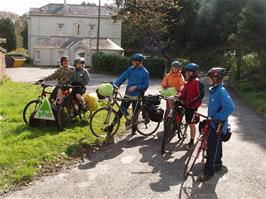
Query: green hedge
[{"left": 92, "top": 52, "right": 166, "bottom": 78}]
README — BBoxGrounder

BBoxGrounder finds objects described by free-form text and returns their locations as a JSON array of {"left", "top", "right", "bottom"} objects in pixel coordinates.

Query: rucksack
[{"left": 197, "top": 79, "right": 205, "bottom": 101}]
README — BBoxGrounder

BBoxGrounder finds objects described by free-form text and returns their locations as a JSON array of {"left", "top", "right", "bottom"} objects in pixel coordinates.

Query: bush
[{"left": 92, "top": 52, "right": 166, "bottom": 78}]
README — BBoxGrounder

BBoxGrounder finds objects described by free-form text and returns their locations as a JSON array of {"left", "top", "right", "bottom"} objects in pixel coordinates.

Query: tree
[
  {"left": 236, "top": 0, "right": 266, "bottom": 89},
  {"left": 0, "top": 17, "right": 16, "bottom": 51}
]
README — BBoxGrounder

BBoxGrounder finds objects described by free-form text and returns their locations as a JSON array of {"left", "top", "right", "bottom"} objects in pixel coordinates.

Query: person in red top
[
  {"left": 181, "top": 63, "right": 204, "bottom": 149},
  {"left": 161, "top": 61, "right": 185, "bottom": 118}
]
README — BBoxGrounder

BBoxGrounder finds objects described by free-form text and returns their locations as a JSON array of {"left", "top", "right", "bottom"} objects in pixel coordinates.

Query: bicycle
[
  {"left": 183, "top": 112, "right": 223, "bottom": 179},
  {"left": 89, "top": 85, "right": 162, "bottom": 138},
  {"left": 161, "top": 96, "right": 188, "bottom": 154},
  {"left": 23, "top": 80, "right": 54, "bottom": 126},
  {"left": 56, "top": 84, "right": 92, "bottom": 130}
]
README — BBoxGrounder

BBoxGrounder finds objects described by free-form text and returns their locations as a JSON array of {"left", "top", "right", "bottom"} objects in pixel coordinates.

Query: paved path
[{"left": 3, "top": 67, "right": 266, "bottom": 198}]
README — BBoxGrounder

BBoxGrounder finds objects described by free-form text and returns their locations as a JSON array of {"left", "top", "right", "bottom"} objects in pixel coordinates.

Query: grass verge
[
  {"left": 231, "top": 80, "right": 266, "bottom": 119},
  {"left": 0, "top": 78, "right": 102, "bottom": 192}
]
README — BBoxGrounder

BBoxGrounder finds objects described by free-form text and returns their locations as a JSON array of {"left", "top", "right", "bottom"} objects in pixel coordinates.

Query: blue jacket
[
  {"left": 114, "top": 66, "right": 149, "bottom": 96},
  {"left": 208, "top": 83, "right": 235, "bottom": 134}
]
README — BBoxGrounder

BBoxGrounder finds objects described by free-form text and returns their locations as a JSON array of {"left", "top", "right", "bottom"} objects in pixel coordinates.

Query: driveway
[{"left": 3, "top": 67, "right": 266, "bottom": 198}]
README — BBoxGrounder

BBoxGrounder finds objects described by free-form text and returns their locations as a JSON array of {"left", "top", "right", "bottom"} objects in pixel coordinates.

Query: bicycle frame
[{"left": 101, "top": 89, "right": 142, "bottom": 126}]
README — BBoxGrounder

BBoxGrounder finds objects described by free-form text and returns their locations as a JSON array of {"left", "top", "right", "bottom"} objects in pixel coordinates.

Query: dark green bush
[{"left": 92, "top": 52, "right": 166, "bottom": 78}]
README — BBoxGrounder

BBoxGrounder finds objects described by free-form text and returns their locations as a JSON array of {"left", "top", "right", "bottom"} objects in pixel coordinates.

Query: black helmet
[
  {"left": 60, "top": 55, "right": 69, "bottom": 65},
  {"left": 207, "top": 67, "right": 227, "bottom": 81}
]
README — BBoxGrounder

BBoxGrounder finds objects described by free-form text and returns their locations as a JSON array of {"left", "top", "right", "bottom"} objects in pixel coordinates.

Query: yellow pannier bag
[{"left": 83, "top": 93, "right": 98, "bottom": 112}]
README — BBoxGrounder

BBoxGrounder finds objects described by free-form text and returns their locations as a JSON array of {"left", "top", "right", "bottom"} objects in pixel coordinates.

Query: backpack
[{"left": 197, "top": 79, "right": 205, "bottom": 101}]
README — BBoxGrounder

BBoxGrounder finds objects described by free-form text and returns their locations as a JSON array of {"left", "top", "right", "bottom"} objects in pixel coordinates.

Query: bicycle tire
[
  {"left": 23, "top": 100, "right": 41, "bottom": 124},
  {"left": 161, "top": 117, "right": 176, "bottom": 154},
  {"left": 135, "top": 108, "right": 160, "bottom": 136},
  {"left": 89, "top": 107, "right": 120, "bottom": 138},
  {"left": 56, "top": 102, "right": 72, "bottom": 130},
  {"left": 183, "top": 134, "right": 203, "bottom": 179}
]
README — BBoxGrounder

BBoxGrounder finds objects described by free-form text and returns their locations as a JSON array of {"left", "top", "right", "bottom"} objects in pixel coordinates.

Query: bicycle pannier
[
  {"left": 144, "top": 95, "right": 160, "bottom": 106},
  {"left": 148, "top": 106, "right": 164, "bottom": 122},
  {"left": 83, "top": 93, "right": 98, "bottom": 111}
]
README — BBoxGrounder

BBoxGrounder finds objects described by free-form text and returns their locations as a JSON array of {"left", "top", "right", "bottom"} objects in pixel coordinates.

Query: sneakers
[
  {"left": 186, "top": 142, "right": 194, "bottom": 150},
  {"left": 199, "top": 175, "right": 213, "bottom": 182},
  {"left": 81, "top": 104, "right": 88, "bottom": 113}
]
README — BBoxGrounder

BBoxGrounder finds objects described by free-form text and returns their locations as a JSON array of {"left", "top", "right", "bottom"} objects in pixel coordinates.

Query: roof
[
  {"left": 35, "top": 37, "right": 124, "bottom": 51},
  {"left": 29, "top": 3, "right": 115, "bottom": 17}
]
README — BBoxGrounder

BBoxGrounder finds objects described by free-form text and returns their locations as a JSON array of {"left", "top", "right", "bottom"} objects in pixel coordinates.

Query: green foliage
[
  {"left": 0, "top": 17, "right": 16, "bottom": 51},
  {"left": 92, "top": 52, "right": 166, "bottom": 78},
  {"left": 232, "top": 81, "right": 266, "bottom": 119},
  {"left": 0, "top": 80, "right": 99, "bottom": 190}
]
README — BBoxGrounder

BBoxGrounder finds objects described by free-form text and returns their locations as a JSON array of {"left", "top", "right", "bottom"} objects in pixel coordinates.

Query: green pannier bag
[
  {"left": 160, "top": 87, "right": 177, "bottom": 97},
  {"left": 98, "top": 83, "right": 114, "bottom": 97}
]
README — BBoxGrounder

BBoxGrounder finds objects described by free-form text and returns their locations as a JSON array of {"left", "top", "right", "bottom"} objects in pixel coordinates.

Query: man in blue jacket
[
  {"left": 200, "top": 67, "right": 235, "bottom": 182},
  {"left": 104, "top": 53, "right": 149, "bottom": 134}
]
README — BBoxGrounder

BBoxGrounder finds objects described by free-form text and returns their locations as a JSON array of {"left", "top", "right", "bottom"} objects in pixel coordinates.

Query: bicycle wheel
[
  {"left": 161, "top": 117, "right": 176, "bottom": 154},
  {"left": 136, "top": 109, "right": 160, "bottom": 136},
  {"left": 89, "top": 107, "right": 120, "bottom": 138},
  {"left": 23, "top": 100, "right": 41, "bottom": 124},
  {"left": 183, "top": 134, "right": 203, "bottom": 179},
  {"left": 56, "top": 102, "right": 72, "bottom": 130},
  {"left": 177, "top": 120, "right": 188, "bottom": 140}
]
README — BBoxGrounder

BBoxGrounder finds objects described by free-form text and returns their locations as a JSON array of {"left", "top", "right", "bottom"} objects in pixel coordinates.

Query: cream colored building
[
  {"left": 0, "top": 38, "right": 6, "bottom": 80},
  {"left": 28, "top": 3, "right": 123, "bottom": 66}
]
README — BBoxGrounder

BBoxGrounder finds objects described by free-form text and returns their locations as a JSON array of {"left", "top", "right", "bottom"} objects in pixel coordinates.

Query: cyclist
[
  {"left": 161, "top": 60, "right": 185, "bottom": 118},
  {"left": 104, "top": 53, "right": 149, "bottom": 135},
  {"left": 180, "top": 63, "right": 204, "bottom": 149},
  {"left": 68, "top": 57, "right": 90, "bottom": 111},
  {"left": 200, "top": 67, "right": 235, "bottom": 182},
  {"left": 43, "top": 55, "right": 74, "bottom": 103}
]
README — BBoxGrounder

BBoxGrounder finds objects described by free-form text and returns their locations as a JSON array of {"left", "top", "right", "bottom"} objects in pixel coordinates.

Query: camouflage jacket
[{"left": 44, "top": 65, "right": 74, "bottom": 86}]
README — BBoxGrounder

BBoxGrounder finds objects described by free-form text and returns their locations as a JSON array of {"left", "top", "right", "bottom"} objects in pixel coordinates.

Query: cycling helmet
[
  {"left": 74, "top": 57, "right": 82, "bottom": 67},
  {"left": 60, "top": 55, "right": 69, "bottom": 65},
  {"left": 184, "top": 63, "right": 199, "bottom": 72},
  {"left": 207, "top": 67, "right": 227, "bottom": 80},
  {"left": 80, "top": 57, "right": 85, "bottom": 64},
  {"left": 131, "top": 53, "right": 144, "bottom": 62},
  {"left": 171, "top": 61, "right": 181, "bottom": 67}
]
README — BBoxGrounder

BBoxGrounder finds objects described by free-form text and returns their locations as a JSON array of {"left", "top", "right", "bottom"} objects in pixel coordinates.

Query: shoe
[
  {"left": 131, "top": 125, "right": 137, "bottom": 135},
  {"left": 186, "top": 142, "right": 194, "bottom": 150},
  {"left": 81, "top": 104, "right": 88, "bottom": 112},
  {"left": 125, "top": 120, "right": 131, "bottom": 128},
  {"left": 103, "top": 125, "right": 113, "bottom": 133},
  {"left": 199, "top": 175, "right": 213, "bottom": 182}
]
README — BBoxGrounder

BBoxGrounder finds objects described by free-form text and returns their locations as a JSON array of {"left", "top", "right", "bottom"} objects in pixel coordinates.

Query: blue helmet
[
  {"left": 131, "top": 53, "right": 144, "bottom": 62},
  {"left": 184, "top": 63, "right": 199, "bottom": 72},
  {"left": 171, "top": 61, "right": 181, "bottom": 67}
]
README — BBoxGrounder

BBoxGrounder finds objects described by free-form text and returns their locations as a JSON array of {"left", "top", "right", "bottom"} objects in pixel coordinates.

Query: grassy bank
[
  {"left": 0, "top": 79, "right": 100, "bottom": 191},
  {"left": 232, "top": 81, "right": 266, "bottom": 119}
]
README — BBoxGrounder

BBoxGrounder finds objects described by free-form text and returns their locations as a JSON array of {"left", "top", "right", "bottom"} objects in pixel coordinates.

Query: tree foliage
[{"left": 0, "top": 17, "right": 16, "bottom": 51}]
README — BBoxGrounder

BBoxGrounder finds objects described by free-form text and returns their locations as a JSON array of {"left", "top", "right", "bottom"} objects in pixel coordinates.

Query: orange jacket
[{"left": 161, "top": 71, "right": 185, "bottom": 92}]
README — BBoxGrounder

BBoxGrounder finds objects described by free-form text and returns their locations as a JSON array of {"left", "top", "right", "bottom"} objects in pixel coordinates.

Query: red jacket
[{"left": 181, "top": 78, "right": 202, "bottom": 109}]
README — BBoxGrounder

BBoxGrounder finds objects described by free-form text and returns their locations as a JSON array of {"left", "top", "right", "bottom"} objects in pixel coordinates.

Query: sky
[{"left": 0, "top": 0, "right": 114, "bottom": 15}]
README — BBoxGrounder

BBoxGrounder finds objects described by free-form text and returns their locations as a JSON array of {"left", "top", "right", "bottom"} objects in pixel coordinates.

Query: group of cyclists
[{"left": 45, "top": 53, "right": 235, "bottom": 182}]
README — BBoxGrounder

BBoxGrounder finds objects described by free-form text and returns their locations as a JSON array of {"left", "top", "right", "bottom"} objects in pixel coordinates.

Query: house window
[
  {"left": 58, "top": 23, "right": 65, "bottom": 35},
  {"left": 78, "top": 52, "right": 85, "bottom": 58},
  {"left": 77, "top": 25, "right": 80, "bottom": 36},
  {"left": 35, "top": 50, "right": 40, "bottom": 61}
]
